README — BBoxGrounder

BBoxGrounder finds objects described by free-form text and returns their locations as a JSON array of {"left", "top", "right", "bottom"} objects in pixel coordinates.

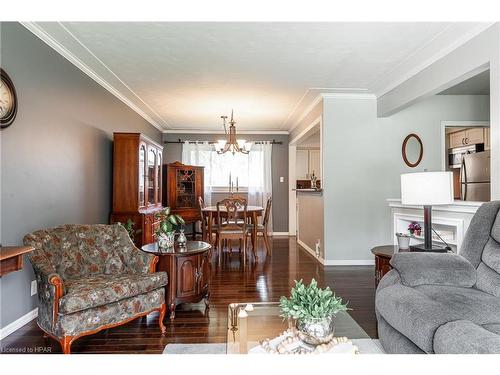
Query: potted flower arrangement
[
  {"left": 155, "top": 207, "right": 185, "bottom": 249},
  {"left": 279, "top": 279, "right": 349, "bottom": 345},
  {"left": 408, "top": 222, "right": 422, "bottom": 236}
]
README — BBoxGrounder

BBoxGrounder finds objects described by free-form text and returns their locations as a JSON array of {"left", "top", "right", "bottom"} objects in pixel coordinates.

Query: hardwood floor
[{"left": 0, "top": 237, "right": 376, "bottom": 354}]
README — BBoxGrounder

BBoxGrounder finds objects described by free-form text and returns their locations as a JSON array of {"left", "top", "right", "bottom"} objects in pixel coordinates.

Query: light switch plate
[
  {"left": 31, "top": 280, "right": 37, "bottom": 296},
  {"left": 280, "top": 177, "right": 284, "bottom": 182}
]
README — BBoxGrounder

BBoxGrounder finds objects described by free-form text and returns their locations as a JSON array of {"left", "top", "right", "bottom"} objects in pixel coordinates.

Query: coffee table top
[
  {"left": 141, "top": 241, "right": 211, "bottom": 256},
  {"left": 226, "top": 302, "right": 369, "bottom": 354}
]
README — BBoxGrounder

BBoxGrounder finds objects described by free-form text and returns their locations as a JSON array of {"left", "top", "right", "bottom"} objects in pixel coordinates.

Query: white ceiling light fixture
[{"left": 215, "top": 110, "right": 252, "bottom": 155}]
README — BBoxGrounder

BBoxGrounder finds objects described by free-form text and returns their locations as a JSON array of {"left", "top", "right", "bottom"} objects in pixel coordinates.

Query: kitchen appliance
[
  {"left": 448, "top": 143, "right": 484, "bottom": 168},
  {"left": 461, "top": 150, "right": 490, "bottom": 202}
]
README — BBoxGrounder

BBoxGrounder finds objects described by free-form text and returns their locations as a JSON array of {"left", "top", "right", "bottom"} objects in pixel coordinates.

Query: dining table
[{"left": 201, "top": 205, "right": 264, "bottom": 259}]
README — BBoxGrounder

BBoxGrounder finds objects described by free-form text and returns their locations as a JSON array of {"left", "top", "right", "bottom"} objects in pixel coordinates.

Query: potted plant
[
  {"left": 408, "top": 222, "right": 422, "bottom": 236},
  {"left": 155, "top": 207, "right": 185, "bottom": 249},
  {"left": 279, "top": 279, "right": 349, "bottom": 345}
]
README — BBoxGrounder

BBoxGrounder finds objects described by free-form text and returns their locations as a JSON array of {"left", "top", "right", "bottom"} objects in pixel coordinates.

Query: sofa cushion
[
  {"left": 376, "top": 284, "right": 458, "bottom": 353},
  {"left": 476, "top": 262, "right": 500, "bottom": 297},
  {"left": 414, "top": 285, "right": 500, "bottom": 325},
  {"left": 390, "top": 252, "right": 476, "bottom": 288},
  {"left": 434, "top": 320, "right": 500, "bottom": 354},
  {"left": 481, "top": 237, "right": 500, "bottom": 274},
  {"left": 59, "top": 272, "right": 168, "bottom": 314}
]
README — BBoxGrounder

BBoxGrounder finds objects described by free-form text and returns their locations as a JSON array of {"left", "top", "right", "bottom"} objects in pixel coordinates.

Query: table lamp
[{"left": 401, "top": 171, "right": 454, "bottom": 252}]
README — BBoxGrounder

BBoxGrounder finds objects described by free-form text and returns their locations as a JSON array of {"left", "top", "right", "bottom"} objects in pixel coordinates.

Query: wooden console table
[
  {"left": 141, "top": 241, "right": 212, "bottom": 320},
  {"left": 0, "top": 246, "right": 34, "bottom": 277}
]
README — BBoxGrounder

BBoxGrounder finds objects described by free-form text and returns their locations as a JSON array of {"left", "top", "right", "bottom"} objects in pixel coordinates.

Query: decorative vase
[
  {"left": 296, "top": 315, "right": 335, "bottom": 345},
  {"left": 177, "top": 229, "right": 187, "bottom": 247},
  {"left": 396, "top": 232, "right": 411, "bottom": 250},
  {"left": 158, "top": 232, "right": 175, "bottom": 249}
]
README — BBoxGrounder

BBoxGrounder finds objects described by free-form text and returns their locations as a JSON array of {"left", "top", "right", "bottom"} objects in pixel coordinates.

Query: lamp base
[{"left": 410, "top": 243, "right": 449, "bottom": 253}]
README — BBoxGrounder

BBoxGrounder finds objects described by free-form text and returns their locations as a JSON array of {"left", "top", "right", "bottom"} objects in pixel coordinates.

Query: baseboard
[
  {"left": 0, "top": 308, "right": 38, "bottom": 340},
  {"left": 297, "top": 239, "right": 325, "bottom": 265},
  {"left": 323, "top": 260, "right": 375, "bottom": 266}
]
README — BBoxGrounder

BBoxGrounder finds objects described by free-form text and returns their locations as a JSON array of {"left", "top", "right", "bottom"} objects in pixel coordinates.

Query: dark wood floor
[{"left": 0, "top": 237, "right": 376, "bottom": 354}]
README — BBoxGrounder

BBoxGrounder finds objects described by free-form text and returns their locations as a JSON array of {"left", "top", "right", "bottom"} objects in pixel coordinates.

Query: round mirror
[{"left": 402, "top": 133, "right": 423, "bottom": 168}]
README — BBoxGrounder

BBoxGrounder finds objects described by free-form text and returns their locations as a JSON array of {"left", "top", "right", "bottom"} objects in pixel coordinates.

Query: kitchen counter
[{"left": 294, "top": 188, "right": 323, "bottom": 193}]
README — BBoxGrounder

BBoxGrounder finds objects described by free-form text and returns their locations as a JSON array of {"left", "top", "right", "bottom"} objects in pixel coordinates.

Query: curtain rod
[{"left": 163, "top": 139, "right": 283, "bottom": 145}]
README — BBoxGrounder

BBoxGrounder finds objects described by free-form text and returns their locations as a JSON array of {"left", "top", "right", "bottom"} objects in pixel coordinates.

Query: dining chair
[
  {"left": 216, "top": 197, "right": 248, "bottom": 262},
  {"left": 198, "top": 196, "right": 218, "bottom": 245},
  {"left": 247, "top": 196, "right": 272, "bottom": 257}
]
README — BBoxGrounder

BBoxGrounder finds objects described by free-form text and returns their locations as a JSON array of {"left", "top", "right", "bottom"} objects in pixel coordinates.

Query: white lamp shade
[{"left": 401, "top": 172, "right": 454, "bottom": 205}]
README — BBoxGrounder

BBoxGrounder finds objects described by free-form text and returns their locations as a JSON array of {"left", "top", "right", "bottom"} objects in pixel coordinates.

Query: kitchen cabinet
[
  {"left": 296, "top": 149, "right": 321, "bottom": 179},
  {"left": 449, "top": 128, "right": 486, "bottom": 148}
]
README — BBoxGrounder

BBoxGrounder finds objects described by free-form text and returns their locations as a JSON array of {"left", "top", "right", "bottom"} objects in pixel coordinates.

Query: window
[{"left": 184, "top": 148, "right": 263, "bottom": 189}]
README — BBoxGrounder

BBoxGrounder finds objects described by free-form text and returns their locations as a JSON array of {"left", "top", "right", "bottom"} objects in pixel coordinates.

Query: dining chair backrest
[
  {"left": 198, "top": 196, "right": 206, "bottom": 225},
  {"left": 216, "top": 197, "right": 247, "bottom": 230},
  {"left": 263, "top": 196, "right": 272, "bottom": 228}
]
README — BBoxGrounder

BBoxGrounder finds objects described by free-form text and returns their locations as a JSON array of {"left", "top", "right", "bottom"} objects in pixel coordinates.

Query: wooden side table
[
  {"left": 371, "top": 245, "right": 399, "bottom": 287},
  {"left": 0, "top": 246, "right": 34, "bottom": 277},
  {"left": 141, "top": 241, "right": 212, "bottom": 320}
]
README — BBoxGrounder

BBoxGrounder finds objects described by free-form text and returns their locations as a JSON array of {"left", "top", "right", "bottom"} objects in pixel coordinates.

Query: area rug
[{"left": 163, "top": 339, "right": 384, "bottom": 354}]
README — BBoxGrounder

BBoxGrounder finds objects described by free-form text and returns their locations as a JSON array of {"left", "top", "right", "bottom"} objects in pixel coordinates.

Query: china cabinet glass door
[
  {"left": 157, "top": 152, "right": 162, "bottom": 205},
  {"left": 176, "top": 169, "right": 196, "bottom": 208},
  {"left": 147, "top": 148, "right": 156, "bottom": 206},
  {"left": 139, "top": 144, "right": 146, "bottom": 207}
]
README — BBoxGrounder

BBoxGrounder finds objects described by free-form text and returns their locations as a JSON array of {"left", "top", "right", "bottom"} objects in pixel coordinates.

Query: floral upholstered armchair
[{"left": 24, "top": 224, "right": 168, "bottom": 354}]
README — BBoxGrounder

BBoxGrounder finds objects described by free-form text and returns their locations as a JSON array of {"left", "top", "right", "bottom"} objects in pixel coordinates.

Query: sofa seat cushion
[
  {"left": 376, "top": 284, "right": 458, "bottom": 353},
  {"left": 414, "top": 285, "right": 500, "bottom": 325},
  {"left": 434, "top": 320, "right": 500, "bottom": 354},
  {"left": 377, "top": 283, "right": 500, "bottom": 353},
  {"left": 59, "top": 272, "right": 168, "bottom": 314}
]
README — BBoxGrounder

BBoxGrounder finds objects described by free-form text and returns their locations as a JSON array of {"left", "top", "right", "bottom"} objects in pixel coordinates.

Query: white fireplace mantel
[{"left": 387, "top": 199, "right": 483, "bottom": 253}]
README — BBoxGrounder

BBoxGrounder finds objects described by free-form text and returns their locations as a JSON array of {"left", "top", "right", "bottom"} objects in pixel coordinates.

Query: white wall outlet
[
  {"left": 315, "top": 240, "right": 321, "bottom": 257},
  {"left": 280, "top": 177, "right": 285, "bottom": 183},
  {"left": 31, "top": 280, "right": 37, "bottom": 296}
]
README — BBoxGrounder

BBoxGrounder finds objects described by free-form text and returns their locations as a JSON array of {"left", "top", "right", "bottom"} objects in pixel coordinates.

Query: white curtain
[
  {"left": 181, "top": 141, "right": 213, "bottom": 206},
  {"left": 248, "top": 142, "right": 273, "bottom": 233}
]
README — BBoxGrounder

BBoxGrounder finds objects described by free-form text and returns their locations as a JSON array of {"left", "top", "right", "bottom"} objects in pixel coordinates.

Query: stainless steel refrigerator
[{"left": 461, "top": 150, "right": 490, "bottom": 201}]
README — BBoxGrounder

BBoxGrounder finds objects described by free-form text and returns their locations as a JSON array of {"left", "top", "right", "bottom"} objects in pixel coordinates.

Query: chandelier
[{"left": 215, "top": 110, "right": 252, "bottom": 155}]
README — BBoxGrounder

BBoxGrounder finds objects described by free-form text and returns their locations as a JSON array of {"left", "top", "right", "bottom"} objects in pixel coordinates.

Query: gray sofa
[{"left": 376, "top": 201, "right": 500, "bottom": 354}]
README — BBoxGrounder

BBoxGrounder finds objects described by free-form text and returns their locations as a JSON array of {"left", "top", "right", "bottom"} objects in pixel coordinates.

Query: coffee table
[{"left": 226, "top": 302, "right": 370, "bottom": 354}]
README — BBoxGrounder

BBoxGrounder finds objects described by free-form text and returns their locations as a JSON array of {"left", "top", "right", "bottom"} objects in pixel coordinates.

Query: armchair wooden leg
[
  {"left": 60, "top": 336, "right": 73, "bottom": 354},
  {"left": 159, "top": 303, "right": 167, "bottom": 334}
]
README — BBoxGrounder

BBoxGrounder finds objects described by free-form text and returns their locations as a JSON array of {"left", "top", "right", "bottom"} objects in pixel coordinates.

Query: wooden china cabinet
[
  {"left": 110, "top": 133, "right": 164, "bottom": 247},
  {"left": 163, "top": 162, "right": 205, "bottom": 225}
]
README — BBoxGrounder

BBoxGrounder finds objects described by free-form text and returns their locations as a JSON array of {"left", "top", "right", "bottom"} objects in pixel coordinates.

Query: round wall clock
[{"left": 0, "top": 68, "right": 18, "bottom": 129}]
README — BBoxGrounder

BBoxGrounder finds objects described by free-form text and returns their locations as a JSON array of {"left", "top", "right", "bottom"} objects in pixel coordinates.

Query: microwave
[{"left": 448, "top": 143, "right": 484, "bottom": 169}]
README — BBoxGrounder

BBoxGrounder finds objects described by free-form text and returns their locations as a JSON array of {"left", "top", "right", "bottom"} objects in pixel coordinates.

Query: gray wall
[
  {"left": 322, "top": 94, "right": 490, "bottom": 261},
  {"left": 162, "top": 133, "right": 289, "bottom": 232},
  {"left": 0, "top": 22, "right": 161, "bottom": 329}
]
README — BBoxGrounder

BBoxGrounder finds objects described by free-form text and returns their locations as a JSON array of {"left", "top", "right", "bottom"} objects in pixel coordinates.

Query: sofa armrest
[
  {"left": 390, "top": 252, "right": 476, "bottom": 287},
  {"left": 27, "top": 252, "right": 65, "bottom": 330}
]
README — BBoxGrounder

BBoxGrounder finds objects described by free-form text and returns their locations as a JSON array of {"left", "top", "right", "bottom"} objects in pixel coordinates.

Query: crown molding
[
  {"left": 163, "top": 129, "right": 289, "bottom": 135},
  {"left": 21, "top": 22, "right": 169, "bottom": 131},
  {"left": 376, "top": 23, "right": 496, "bottom": 99},
  {"left": 321, "top": 93, "right": 377, "bottom": 100}
]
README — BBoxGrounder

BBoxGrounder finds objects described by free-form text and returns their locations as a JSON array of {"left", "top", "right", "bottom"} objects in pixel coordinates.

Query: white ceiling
[{"left": 25, "top": 22, "right": 491, "bottom": 132}]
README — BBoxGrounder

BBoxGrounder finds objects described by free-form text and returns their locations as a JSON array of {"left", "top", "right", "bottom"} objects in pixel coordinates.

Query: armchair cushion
[
  {"left": 390, "top": 252, "right": 476, "bottom": 288},
  {"left": 59, "top": 272, "right": 168, "bottom": 314}
]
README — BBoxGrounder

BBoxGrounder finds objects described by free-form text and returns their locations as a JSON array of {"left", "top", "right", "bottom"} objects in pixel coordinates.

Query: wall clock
[{"left": 0, "top": 68, "right": 18, "bottom": 129}]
